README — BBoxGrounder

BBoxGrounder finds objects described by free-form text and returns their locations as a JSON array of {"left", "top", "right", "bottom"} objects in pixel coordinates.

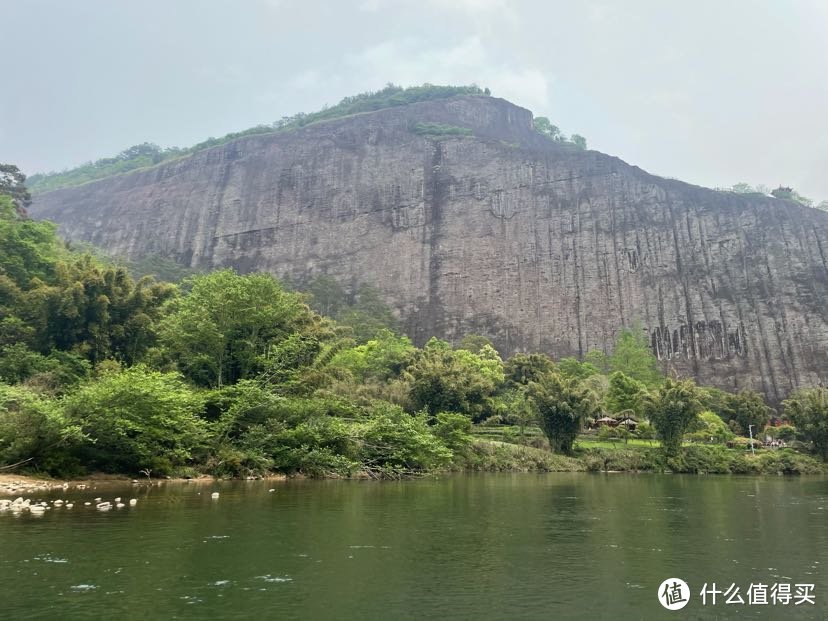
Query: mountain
[{"left": 28, "top": 94, "right": 828, "bottom": 401}]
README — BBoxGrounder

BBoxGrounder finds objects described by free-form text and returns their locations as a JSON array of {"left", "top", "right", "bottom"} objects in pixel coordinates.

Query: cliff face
[{"left": 29, "top": 96, "right": 828, "bottom": 400}]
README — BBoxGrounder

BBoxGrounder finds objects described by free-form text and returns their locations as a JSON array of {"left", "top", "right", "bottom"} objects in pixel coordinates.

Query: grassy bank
[{"left": 462, "top": 432, "right": 825, "bottom": 475}]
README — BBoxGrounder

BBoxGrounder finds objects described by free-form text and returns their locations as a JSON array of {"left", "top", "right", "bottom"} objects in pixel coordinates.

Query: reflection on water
[{"left": 0, "top": 474, "right": 825, "bottom": 620}]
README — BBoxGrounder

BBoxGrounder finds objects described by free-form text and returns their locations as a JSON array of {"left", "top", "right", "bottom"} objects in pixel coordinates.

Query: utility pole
[{"left": 748, "top": 424, "right": 755, "bottom": 455}]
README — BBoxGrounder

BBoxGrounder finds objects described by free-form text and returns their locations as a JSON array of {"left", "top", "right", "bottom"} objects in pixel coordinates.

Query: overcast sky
[{"left": 2, "top": 0, "right": 827, "bottom": 200}]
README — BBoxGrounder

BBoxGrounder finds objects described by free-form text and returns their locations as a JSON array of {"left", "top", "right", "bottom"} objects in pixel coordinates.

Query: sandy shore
[{"left": 0, "top": 473, "right": 137, "bottom": 496}]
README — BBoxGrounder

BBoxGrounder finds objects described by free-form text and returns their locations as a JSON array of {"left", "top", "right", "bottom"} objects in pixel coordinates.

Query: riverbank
[
  {"left": 2, "top": 440, "right": 823, "bottom": 493},
  {"left": 460, "top": 439, "right": 825, "bottom": 475}
]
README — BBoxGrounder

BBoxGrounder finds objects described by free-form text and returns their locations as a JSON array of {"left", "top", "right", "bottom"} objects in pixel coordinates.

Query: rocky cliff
[{"left": 29, "top": 95, "right": 828, "bottom": 400}]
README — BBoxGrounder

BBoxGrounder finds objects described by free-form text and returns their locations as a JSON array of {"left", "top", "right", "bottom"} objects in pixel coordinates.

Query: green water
[{"left": 0, "top": 474, "right": 825, "bottom": 620}]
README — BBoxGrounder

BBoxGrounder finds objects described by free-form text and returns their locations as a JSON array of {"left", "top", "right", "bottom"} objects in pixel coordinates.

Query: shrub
[
  {"left": 357, "top": 404, "right": 452, "bottom": 475},
  {"left": 783, "top": 387, "right": 828, "bottom": 460},
  {"left": 412, "top": 122, "right": 473, "bottom": 137},
  {"left": 0, "top": 383, "right": 83, "bottom": 474},
  {"left": 63, "top": 366, "right": 207, "bottom": 474}
]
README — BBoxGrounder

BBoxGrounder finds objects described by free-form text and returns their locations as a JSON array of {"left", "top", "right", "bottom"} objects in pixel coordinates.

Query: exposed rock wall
[{"left": 30, "top": 96, "right": 828, "bottom": 400}]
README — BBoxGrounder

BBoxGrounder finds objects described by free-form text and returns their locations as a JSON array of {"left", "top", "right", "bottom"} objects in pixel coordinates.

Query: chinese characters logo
[{"left": 658, "top": 578, "right": 690, "bottom": 610}]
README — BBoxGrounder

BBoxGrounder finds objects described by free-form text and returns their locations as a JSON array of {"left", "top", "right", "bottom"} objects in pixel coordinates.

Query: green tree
[
  {"left": 609, "top": 327, "right": 662, "bottom": 386},
  {"left": 159, "top": 269, "right": 316, "bottom": 387},
  {"left": 503, "top": 352, "right": 555, "bottom": 386},
  {"left": 0, "top": 194, "right": 62, "bottom": 287},
  {"left": 584, "top": 349, "right": 610, "bottom": 373},
  {"left": 605, "top": 371, "right": 647, "bottom": 417},
  {"left": 404, "top": 338, "right": 503, "bottom": 419},
  {"left": 0, "top": 163, "right": 31, "bottom": 212},
  {"left": 570, "top": 134, "right": 587, "bottom": 150},
  {"left": 557, "top": 357, "right": 600, "bottom": 380},
  {"left": 336, "top": 285, "right": 398, "bottom": 342},
  {"left": 783, "top": 387, "right": 828, "bottom": 460},
  {"left": 306, "top": 274, "right": 347, "bottom": 318},
  {"left": 458, "top": 334, "right": 496, "bottom": 355},
  {"left": 644, "top": 378, "right": 703, "bottom": 455},
  {"left": 328, "top": 329, "right": 414, "bottom": 383},
  {"left": 724, "top": 390, "right": 771, "bottom": 438},
  {"left": 534, "top": 116, "right": 562, "bottom": 141},
  {"left": 527, "top": 373, "right": 598, "bottom": 454}
]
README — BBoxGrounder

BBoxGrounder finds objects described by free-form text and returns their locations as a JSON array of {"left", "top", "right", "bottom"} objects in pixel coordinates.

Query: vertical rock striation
[{"left": 29, "top": 96, "right": 828, "bottom": 400}]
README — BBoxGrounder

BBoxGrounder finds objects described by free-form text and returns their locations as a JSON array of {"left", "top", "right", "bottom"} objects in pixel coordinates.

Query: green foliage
[
  {"left": 29, "top": 84, "right": 488, "bottom": 194},
  {"left": 644, "top": 378, "right": 703, "bottom": 455},
  {"left": 433, "top": 412, "right": 473, "bottom": 451},
  {"left": 533, "top": 117, "right": 561, "bottom": 140},
  {"left": 27, "top": 143, "right": 183, "bottom": 195},
  {"left": 766, "top": 424, "right": 797, "bottom": 441},
  {"left": 0, "top": 383, "right": 83, "bottom": 472},
  {"left": 0, "top": 164, "right": 32, "bottom": 209},
  {"left": 0, "top": 195, "right": 63, "bottom": 286},
  {"left": 0, "top": 344, "right": 90, "bottom": 392},
  {"left": 461, "top": 438, "right": 584, "bottom": 472},
  {"left": 556, "top": 357, "right": 600, "bottom": 380},
  {"left": 2, "top": 162, "right": 823, "bottom": 478},
  {"left": 610, "top": 327, "right": 662, "bottom": 386},
  {"left": 458, "top": 334, "right": 496, "bottom": 355},
  {"left": 584, "top": 350, "right": 610, "bottom": 373},
  {"left": 412, "top": 122, "right": 473, "bottom": 137},
  {"left": 605, "top": 371, "right": 647, "bottom": 417},
  {"left": 62, "top": 366, "right": 207, "bottom": 474},
  {"left": 127, "top": 253, "right": 200, "bottom": 283},
  {"left": 0, "top": 200, "right": 176, "bottom": 365},
  {"left": 32, "top": 257, "right": 176, "bottom": 363},
  {"left": 784, "top": 387, "right": 828, "bottom": 460},
  {"left": 404, "top": 338, "right": 504, "bottom": 420},
  {"left": 685, "top": 410, "right": 734, "bottom": 444},
  {"left": 771, "top": 186, "right": 812, "bottom": 207},
  {"left": 503, "top": 352, "right": 555, "bottom": 386},
  {"left": 328, "top": 329, "right": 414, "bottom": 384},
  {"left": 306, "top": 275, "right": 347, "bottom": 318},
  {"left": 533, "top": 117, "right": 587, "bottom": 148},
  {"left": 528, "top": 373, "right": 598, "bottom": 454},
  {"left": 357, "top": 404, "right": 453, "bottom": 476},
  {"left": 335, "top": 285, "right": 398, "bottom": 342},
  {"left": 722, "top": 389, "right": 771, "bottom": 437},
  {"left": 728, "top": 182, "right": 770, "bottom": 198},
  {"left": 305, "top": 276, "right": 398, "bottom": 343},
  {"left": 159, "top": 270, "right": 317, "bottom": 387},
  {"left": 634, "top": 420, "right": 654, "bottom": 440}
]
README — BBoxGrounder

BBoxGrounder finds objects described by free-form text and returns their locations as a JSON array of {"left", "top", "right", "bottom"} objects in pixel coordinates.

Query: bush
[
  {"left": 357, "top": 404, "right": 452, "bottom": 475},
  {"left": 412, "top": 122, "right": 473, "bottom": 137},
  {"left": 784, "top": 387, "right": 828, "bottom": 460},
  {"left": 0, "top": 383, "right": 83, "bottom": 474},
  {"left": 434, "top": 412, "right": 473, "bottom": 451},
  {"left": 63, "top": 366, "right": 207, "bottom": 474}
]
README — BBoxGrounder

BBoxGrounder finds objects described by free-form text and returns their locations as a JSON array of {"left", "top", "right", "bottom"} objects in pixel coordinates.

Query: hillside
[{"left": 28, "top": 94, "right": 828, "bottom": 401}]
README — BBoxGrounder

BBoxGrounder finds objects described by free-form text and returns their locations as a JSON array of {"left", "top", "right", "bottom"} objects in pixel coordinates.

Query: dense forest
[{"left": 1, "top": 165, "right": 826, "bottom": 479}]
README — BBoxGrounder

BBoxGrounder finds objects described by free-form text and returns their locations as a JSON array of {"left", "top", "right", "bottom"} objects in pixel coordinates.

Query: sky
[{"left": 2, "top": 0, "right": 827, "bottom": 201}]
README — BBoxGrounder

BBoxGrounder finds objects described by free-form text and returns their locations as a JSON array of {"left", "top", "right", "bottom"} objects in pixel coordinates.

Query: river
[{"left": 1, "top": 473, "right": 826, "bottom": 620}]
